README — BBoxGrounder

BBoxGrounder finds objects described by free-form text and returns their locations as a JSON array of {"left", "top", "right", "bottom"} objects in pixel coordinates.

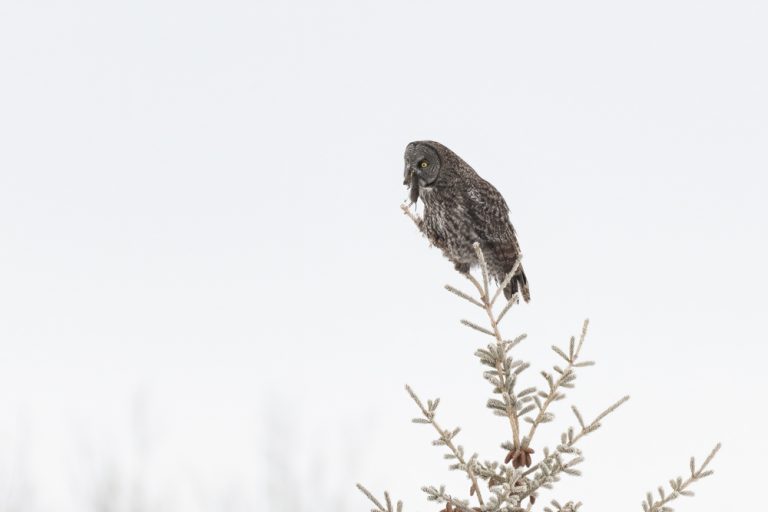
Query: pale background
[{"left": 1, "top": 1, "right": 766, "bottom": 511}]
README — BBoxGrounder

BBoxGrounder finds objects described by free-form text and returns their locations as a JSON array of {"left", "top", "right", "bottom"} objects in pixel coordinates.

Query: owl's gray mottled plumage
[{"left": 403, "top": 140, "right": 530, "bottom": 302}]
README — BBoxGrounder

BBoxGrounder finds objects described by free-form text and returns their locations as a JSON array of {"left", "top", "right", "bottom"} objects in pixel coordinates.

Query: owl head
[{"left": 403, "top": 140, "right": 445, "bottom": 203}]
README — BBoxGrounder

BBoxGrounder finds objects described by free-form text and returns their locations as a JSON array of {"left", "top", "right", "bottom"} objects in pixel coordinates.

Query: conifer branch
[
  {"left": 358, "top": 224, "right": 722, "bottom": 512},
  {"left": 469, "top": 242, "right": 525, "bottom": 450},
  {"left": 406, "top": 385, "right": 485, "bottom": 507},
  {"left": 641, "top": 443, "right": 721, "bottom": 512},
  {"left": 400, "top": 201, "right": 422, "bottom": 228},
  {"left": 521, "top": 395, "right": 631, "bottom": 497},
  {"left": 522, "top": 320, "right": 595, "bottom": 451},
  {"left": 356, "top": 484, "right": 403, "bottom": 512}
]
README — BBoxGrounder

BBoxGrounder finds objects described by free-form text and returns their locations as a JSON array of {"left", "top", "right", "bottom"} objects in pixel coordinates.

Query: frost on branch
[{"left": 358, "top": 219, "right": 720, "bottom": 512}]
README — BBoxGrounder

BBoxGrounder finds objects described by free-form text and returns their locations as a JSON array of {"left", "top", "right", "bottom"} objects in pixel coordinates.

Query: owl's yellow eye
[{"left": 419, "top": 160, "right": 429, "bottom": 168}]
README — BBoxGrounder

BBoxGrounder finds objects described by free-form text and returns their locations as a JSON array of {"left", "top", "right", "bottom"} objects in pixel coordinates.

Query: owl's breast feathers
[{"left": 420, "top": 179, "right": 483, "bottom": 264}]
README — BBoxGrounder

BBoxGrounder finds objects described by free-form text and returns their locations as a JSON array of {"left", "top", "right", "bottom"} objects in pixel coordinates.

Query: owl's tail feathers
[{"left": 503, "top": 266, "right": 530, "bottom": 303}]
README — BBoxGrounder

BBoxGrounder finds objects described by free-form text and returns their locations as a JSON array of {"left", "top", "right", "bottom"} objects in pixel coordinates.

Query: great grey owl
[{"left": 403, "top": 140, "right": 530, "bottom": 302}]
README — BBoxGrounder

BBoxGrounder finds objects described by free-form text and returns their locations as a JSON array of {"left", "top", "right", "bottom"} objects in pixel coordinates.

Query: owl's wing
[
  {"left": 464, "top": 178, "right": 518, "bottom": 247},
  {"left": 464, "top": 176, "right": 530, "bottom": 301}
]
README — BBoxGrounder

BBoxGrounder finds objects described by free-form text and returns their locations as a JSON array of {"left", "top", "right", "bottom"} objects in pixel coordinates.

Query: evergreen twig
[{"left": 358, "top": 216, "right": 721, "bottom": 511}]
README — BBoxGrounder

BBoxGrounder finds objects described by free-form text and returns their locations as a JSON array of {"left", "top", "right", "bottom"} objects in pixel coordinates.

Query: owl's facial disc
[{"left": 403, "top": 142, "right": 441, "bottom": 203}]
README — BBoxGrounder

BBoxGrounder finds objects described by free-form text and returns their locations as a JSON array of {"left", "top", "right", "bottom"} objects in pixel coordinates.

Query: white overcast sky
[{"left": 1, "top": 1, "right": 766, "bottom": 511}]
